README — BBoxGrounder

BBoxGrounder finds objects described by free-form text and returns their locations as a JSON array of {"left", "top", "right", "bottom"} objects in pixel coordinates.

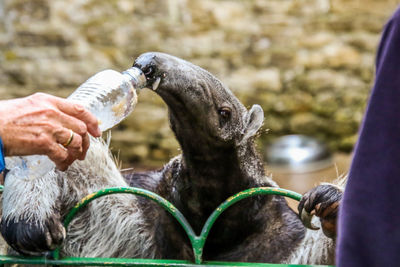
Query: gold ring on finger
[{"left": 63, "top": 129, "right": 74, "bottom": 148}]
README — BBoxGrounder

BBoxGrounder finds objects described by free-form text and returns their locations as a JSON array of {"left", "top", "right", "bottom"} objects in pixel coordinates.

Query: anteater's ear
[{"left": 241, "top": 104, "right": 264, "bottom": 142}]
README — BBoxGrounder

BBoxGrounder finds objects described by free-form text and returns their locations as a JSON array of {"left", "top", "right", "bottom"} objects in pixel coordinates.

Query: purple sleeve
[{"left": 337, "top": 7, "right": 400, "bottom": 267}]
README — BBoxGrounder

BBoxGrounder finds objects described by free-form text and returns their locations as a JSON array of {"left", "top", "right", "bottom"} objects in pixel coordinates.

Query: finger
[
  {"left": 300, "top": 209, "right": 320, "bottom": 230},
  {"left": 314, "top": 203, "right": 322, "bottom": 216},
  {"left": 79, "top": 133, "right": 90, "bottom": 160},
  {"left": 318, "top": 201, "right": 340, "bottom": 219},
  {"left": 54, "top": 112, "right": 89, "bottom": 137},
  {"left": 55, "top": 155, "right": 75, "bottom": 171},
  {"left": 298, "top": 190, "right": 312, "bottom": 215},
  {"left": 47, "top": 215, "right": 66, "bottom": 247},
  {"left": 306, "top": 189, "right": 325, "bottom": 213},
  {"left": 321, "top": 219, "right": 336, "bottom": 238},
  {"left": 298, "top": 195, "right": 318, "bottom": 230},
  {"left": 56, "top": 134, "right": 84, "bottom": 169},
  {"left": 58, "top": 154, "right": 78, "bottom": 171},
  {"left": 63, "top": 133, "right": 83, "bottom": 160},
  {"left": 46, "top": 144, "right": 69, "bottom": 171},
  {"left": 303, "top": 193, "right": 314, "bottom": 213},
  {"left": 298, "top": 196, "right": 306, "bottom": 216},
  {"left": 54, "top": 99, "right": 101, "bottom": 137},
  {"left": 54, "top": 125, "right": 89, "bottom": 161},
  {"left": 54, "top": 128, "right": 82, "bottom": 151}
]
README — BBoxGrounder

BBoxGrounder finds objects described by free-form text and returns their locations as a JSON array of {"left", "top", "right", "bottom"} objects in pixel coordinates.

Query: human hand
[{"left": 0, "top": 93, "right": 101, "bottom": 170}]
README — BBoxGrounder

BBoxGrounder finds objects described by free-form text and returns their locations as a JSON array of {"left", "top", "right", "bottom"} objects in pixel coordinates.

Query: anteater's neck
[
  {"left": 177, "top": 139, "right": 271, "bottom": 233},
  {"left": 175, "top": 139, "right": 305, "bottom": 261}
]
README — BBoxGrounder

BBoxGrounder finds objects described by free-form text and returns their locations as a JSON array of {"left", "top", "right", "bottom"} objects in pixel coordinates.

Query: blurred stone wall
[{"left": 0, "top": 0, "right": 399, "bottom": 167}]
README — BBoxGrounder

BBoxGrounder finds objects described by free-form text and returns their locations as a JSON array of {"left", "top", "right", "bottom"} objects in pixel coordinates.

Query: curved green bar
[
  {"left": 55, "top": 186, "right": 303, "bottom": 264},
  {"left": 0, "top": 255, "right": 334, "bottom": 267},
  {"left": 54, "top": 187, "right": 198, "bottom": 260},
  {"left": 201, "top": 187, "right": 302, "bottom": 240},
  {"left": 196, "top": 187, "right": 302, "bottom": 262}
]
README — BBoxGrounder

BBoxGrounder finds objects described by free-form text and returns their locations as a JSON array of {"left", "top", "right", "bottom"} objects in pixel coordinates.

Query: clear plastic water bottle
[
  {"left": 69, "top": 67, "right": 146, "bottom": 131},
  {"left": 6, "top": 67, "right": 146, "bottom": 180}
]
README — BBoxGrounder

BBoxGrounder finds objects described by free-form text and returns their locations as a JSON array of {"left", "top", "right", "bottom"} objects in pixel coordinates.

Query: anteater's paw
[
  {"left": 298, "top": 184, "right": 342, "bottom": 238},
  {"left": 0, "top": 214, "right": 66, "bottom": 255}
]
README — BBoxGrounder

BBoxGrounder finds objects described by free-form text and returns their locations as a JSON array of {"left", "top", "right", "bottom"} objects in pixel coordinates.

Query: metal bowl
[{"left": 265, "top": 135, "right": 333, "bottom": 173}]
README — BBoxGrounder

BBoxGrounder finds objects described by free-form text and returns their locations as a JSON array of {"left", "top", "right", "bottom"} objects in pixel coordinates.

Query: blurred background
[{"left": 1, "top": 0, "right": 399, "bottom": 195}]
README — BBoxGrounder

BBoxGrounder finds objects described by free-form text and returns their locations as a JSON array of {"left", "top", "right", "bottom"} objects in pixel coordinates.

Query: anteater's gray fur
[{"left": 1, "top": 52, "right": 340, "bottom": 264}]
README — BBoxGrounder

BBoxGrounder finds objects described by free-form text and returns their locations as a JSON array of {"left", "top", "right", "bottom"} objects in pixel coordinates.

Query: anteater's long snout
[{"left": 133, "top": 52, "right": 163, "bottom": 91}]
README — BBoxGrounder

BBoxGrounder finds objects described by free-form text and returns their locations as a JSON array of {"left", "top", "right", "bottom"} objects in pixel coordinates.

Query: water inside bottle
[{"left": 68, "top": 68, "right": 143, "bottom": 131}]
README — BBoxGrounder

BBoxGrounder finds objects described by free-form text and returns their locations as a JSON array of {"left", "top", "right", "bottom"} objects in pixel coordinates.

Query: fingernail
[
  {"left": 73, "top": 104, "right": 85, "bottom": 112},
  {"left": 96, "top": 120, "right": 102, "bottom": 136},
  {"left": 95, "top": 127, "right": 102, "bottom": 137}
]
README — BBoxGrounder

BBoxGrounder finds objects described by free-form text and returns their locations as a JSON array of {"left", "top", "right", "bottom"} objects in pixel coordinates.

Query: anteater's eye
[
  {"left": 143, "top": 66, "right": 155, "bottom": 77},
  {"left": 218, "top": 107, "right": 231, "bottom": 119}
]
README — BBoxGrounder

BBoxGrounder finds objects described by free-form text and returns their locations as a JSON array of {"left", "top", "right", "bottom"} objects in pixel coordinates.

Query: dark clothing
[{"left": 337, "top": 7, "right": 400, "bottom": 267}]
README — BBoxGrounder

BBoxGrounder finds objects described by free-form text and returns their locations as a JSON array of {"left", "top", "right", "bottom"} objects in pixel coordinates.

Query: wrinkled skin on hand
[{"left": 0, "top": 93, "right": 101, "bottom": 170}]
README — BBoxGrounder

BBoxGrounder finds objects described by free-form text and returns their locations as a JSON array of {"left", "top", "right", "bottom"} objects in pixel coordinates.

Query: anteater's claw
[
  {"left": 1, "top": 214, "right": 66, "bottom": 255},
  {"left": 300, "top": 209, "right": 320, "bottom": 230},
  {"left": 298, "top": 184, "right": 343, "bottom": 238}
]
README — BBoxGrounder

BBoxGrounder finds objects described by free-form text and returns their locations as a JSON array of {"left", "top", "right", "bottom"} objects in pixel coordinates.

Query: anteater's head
[{"left": 134, "top": 52, "right": 264, "bottom": 152}]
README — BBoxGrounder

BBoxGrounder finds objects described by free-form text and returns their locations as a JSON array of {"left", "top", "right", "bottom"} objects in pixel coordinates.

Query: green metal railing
[{"left": 0, "top": 185, "right": 333, "bottom": 267}]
